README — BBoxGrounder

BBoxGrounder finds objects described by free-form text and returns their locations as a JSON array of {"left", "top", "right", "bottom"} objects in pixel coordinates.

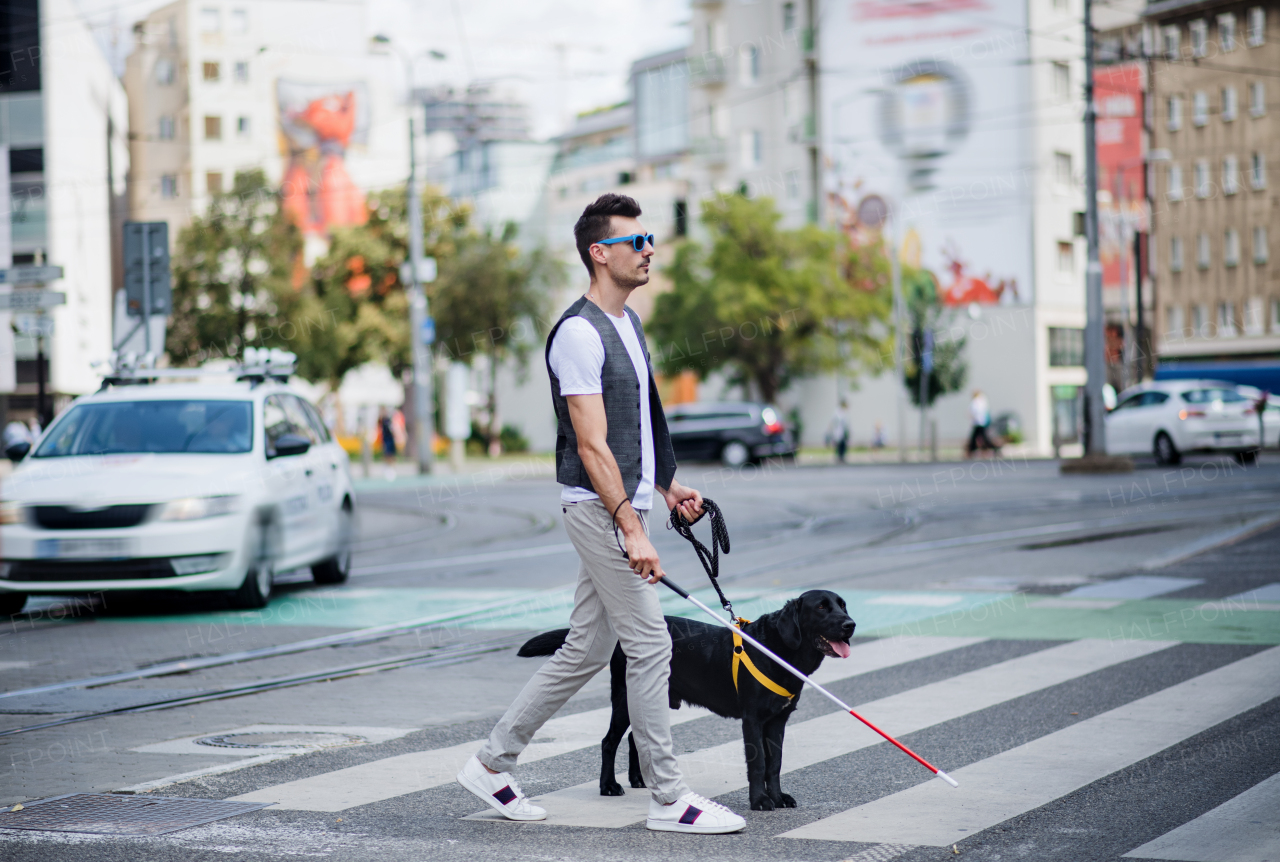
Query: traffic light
[{"left": 123, "top": 221, "right": 171, "bottom": 317}]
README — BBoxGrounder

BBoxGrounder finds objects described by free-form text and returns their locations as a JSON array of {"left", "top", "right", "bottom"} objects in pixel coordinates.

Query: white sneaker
[
  {"left": 646, "top": 791, "right": 745, "bottom": 834},
  {"left": 456, "top": 755, "right": 547, "bottom": 821}
]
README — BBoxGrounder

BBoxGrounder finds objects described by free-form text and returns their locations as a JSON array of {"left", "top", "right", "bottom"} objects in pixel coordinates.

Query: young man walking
[{"left": 457, "top": 194, "right": 745, "bottom": 834}]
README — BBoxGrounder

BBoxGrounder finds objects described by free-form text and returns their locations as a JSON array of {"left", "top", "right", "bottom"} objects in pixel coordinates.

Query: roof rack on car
[{"left": 95, "top": 348, "right": 297, "bottom": 389}]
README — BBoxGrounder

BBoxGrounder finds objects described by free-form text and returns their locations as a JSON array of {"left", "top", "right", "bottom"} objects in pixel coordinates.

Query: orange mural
[
  {"left": 938, "top": 242, "right": 1018, "bottom": 306},
  {"left": 278, "top": 80, "right": 371, "bottom": 235}
]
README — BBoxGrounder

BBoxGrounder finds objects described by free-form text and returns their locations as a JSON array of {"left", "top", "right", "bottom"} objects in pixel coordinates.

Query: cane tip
[{"left": 937, "top": 770, "right": 959, "bottom": 788}]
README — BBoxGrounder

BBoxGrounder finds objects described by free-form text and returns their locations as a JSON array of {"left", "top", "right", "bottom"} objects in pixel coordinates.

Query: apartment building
[
  {"left": 686, "top": 0, "right": 818, "bottom": 228},
  {"left": 0, "top": 0, "right": 128, "bottom": 420},
  {"left": 1147, "top": 0, "right": 1279, "bottom": 368},
  {"left": 124, "top": 0, "right": 408, "bottom": 241}
]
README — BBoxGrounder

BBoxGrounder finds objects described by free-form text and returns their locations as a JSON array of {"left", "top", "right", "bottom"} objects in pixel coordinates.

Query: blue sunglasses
[{"left": 597, "top": 233, "right": 655, "bottom": 252}]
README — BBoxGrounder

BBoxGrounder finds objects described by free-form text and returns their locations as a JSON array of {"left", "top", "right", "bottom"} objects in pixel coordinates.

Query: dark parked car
[{"left": 665, "top": 401, "right": 796, "bottom": 467}]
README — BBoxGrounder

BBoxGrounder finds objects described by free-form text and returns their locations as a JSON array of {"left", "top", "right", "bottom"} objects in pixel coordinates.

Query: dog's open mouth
[{"left": 819, "top": 636, "right": 851, "bottom": 658}]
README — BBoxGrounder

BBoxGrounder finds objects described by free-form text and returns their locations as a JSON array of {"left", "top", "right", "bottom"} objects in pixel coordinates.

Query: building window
[
  {"left": 204, "top": 115, "right": 222, "bottom": 140},
  {"left": 237, "top": 115, "right": 250, "bottom": 137},
  {"left": 202, "top": 61, "right": 220, "bottom": 82},
  {"left": 1248, "top": 7, "right": 1266, "bottom": 46},
  {"left": 673, "top": 199, "right": 688, "bottom": 236},
  {"left": 1222, "top": 86, "right": 1238, "bottom": 121},
  {"left": 1171, "top": 236, "right": 1184, "bottom": 272},
  {"left": 1168, "top": 164, "right": 1184, "bottom": 200},
  {"left": 1048, "top": 327, "right": 1084, "bottom": 366},
  {"left": 1053, "top": 0, "right": 1067, "bottom": 9},
  {"left": 711, "top": 102, "right": 729, "bottom": 138},
  {"left": 1218, "top": 13, "right": 1237, "bottom": 51},
  {"left": 1197, "top": 233, "right": 1211, "bottom": 269},
  {"left": 785, "top": 170, "right": 800, "bottom": 199},
  {"left": 1213, "top": 302, "right": 1233, "bottom": 335},
  {"left": 1192, "top": 91, "right": 1209, "bottom": 126},
  {"left": 1273, "top": 299, "right": 1280, "bottom": 332},
  {"left": 1224, "top": 155, "right": 1239, "bottom": 194},
  {"left": 1251, "top": 152, "right": 1267, "bottom": 189},
  {"left": 160, "top": 174, "right": 179, "bottom": 198},
  {"left": 782, "top": 2, "right": 796, "bottom": 31},
  {"left": 1194, "top": 159, "right": 1211, "bottom": 197},
  {"left": 1250, "top": 82, "right": 1266, "bottom": 116},
  {"left": 1057, "top": 241, "right": 1074, "bottom": 274},
  {"left": 1166, "top": 305, "right": 1184, "bottom": 339},
  {"left": 158, "top": 115, "right": 175, "bottom": 140},
  {"left": 1256, "top": 226, "right": 1270, "bottom": 264},
  {"left": 740, "top": 45, "right": 760, "bottom": 85},
  {"left": 234, "top": 61, "right": 248, "bottom": 83},
  {"left": 1190, "top": 19, "right": 1207, "bottom": 56},
  {"left": 739, "top": 129, "right": 762, "bottom": 167},
  {"left": 155, "top": 58, "right": 175, "bottom": 85},
  {"left": 1167, "top": 96, "right": 1182, "bottom": 131},
  {"left": 1192, "top": 304, "right": 1208, "bottom": 336},
  {"left": 1163, "top": 25, "right": 1181, "bottom": 58},
  {"left": 200, "top": 7, "right": 220, "bottom": 33},
  {"left": 1246, "top": 297, "right": 1266, "bottom": 335},
  {"left": 1225, "top": 228, "right": 1241, "bottom": 266},
  {"left": 1054, "top": 151, "right": 1072, "bottom": 188},
  {"left": 231, "top": 8, "right": 248, "bottom": 33},
  {"left": 206, "top": 171, "right": 224, "bottom": 194},
  {"left": 1052, "top": 62, "right": 1070, "bottom": 100}
]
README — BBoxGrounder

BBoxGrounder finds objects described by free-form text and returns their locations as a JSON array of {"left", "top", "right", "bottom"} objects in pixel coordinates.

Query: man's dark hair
[{"left": 573, "top": 193, "right": 642, "bottom": 278}]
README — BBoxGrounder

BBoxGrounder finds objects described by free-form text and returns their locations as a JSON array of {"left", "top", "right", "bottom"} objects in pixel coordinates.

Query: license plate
[
  {"left": 35, "top": 537, "right": 134, "bottom": 560},
  {"left": 1214, "top": 431, "right": 1243, "bottom": 440}
]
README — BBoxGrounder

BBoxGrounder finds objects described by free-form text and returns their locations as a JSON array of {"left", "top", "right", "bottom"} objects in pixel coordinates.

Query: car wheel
[
  {"left": 312, "top": 501, "right": 353, "bottom": 585},
  {"left": 0, "top": 593, "right": 27, "bottom": 617},
  {"left": 1234, "top": 448, "right": 1259, "bottom": 466},
  {"left": 1154, "top": 432, "right": 1181, "bottom": 466},
  {"left": 721, "top": 440, "right": 750, "bottom": 468},
  {"left": 231, "top": 562, "right": 273, "bottom": 609}
]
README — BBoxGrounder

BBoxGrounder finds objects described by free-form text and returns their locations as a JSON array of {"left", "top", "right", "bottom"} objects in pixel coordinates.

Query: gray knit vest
[{"left": 546, "top": 296, "right": 677, "bottom": 502}]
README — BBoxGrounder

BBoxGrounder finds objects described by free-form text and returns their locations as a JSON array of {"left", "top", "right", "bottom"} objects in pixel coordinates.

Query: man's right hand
[{"left": 623, "top": 525, "right": 665, "bottom": 584}]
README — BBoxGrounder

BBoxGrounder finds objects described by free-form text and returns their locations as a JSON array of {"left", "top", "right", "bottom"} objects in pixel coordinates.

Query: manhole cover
[
  {"left": 194, "top": 731, "right": 366, "bottom": 750},
  {"left": 0, "top": 794, "right": 269, "bottom": 836}
]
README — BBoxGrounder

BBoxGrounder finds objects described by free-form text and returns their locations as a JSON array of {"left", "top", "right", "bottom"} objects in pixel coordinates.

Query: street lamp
[{"left": 371, "top": 34, "right": 444, "bottom": 474}]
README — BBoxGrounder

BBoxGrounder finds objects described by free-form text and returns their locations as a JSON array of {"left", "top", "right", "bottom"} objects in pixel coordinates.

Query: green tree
[
  {"left": 648, "top": 194, "right": 891, "bottom": 403},
  {"left": 430, "top": 221, "right": 563, "bottom": 453},
  {"left": 167, "top": 169, "right": 302, "bottom": 365},
  {"left": 902, "top": 266, "right": 967, "bottom": 408}
]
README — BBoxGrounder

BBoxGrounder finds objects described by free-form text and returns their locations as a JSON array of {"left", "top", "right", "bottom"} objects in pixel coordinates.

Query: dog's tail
[{"left": 516, "top": 628, "right": 570, "bottom": 657}]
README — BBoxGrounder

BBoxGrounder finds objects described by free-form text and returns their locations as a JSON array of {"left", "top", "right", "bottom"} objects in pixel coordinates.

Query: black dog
[{"left": 517, "top": 589, "right": 855, "bottom": 811}]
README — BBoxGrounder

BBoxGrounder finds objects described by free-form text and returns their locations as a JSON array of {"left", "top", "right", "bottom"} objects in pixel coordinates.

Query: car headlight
[
  {"left": 0, "top": 501, "right": 25, "bottom": 525},
  {"left": 158, "top": 495, "right": 241, "bottom": 522}
]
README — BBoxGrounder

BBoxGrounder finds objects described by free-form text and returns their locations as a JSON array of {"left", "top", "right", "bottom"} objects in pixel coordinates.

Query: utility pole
[
  {"left": 890, "top": 176, "right": 907, "bottom": 463},
  {"left": 406, "top": 112, "right": 436, "bottom": 474},
  {"left": 1082, "top": 0, "right": 1107, "bottom": 456}
]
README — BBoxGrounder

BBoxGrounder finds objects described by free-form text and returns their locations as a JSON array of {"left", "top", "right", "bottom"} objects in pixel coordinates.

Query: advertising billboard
[
  {"left": 822, "top": 0, "right": 1033, "bottom": 305},
  {"left": 1094, "top": 62, "right": 1146, "bottom": 291}
]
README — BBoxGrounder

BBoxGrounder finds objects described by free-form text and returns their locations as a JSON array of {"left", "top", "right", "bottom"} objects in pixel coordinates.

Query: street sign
[
  {"left": 0, "top": 265, "right": 64, "bottom": 285},
  {"left": 399, "top": 257, "right": 437, "bottom": 285},
  {"left": 0, "top": 291, "right": 66, "bottom": 311},
  {"left": 420, "top": 316, "right": 436, "bottom": 345},
  {"left": 123, "top": 221, "right": 171, "bottom": 317},
  {"left": 14, "top": 314, "right": 54, "bottom": 337}
]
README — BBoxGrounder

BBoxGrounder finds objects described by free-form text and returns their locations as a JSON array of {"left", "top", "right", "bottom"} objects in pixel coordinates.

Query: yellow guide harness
[{"left": 731, "top": 618, "right": 795, "bottom": 700}]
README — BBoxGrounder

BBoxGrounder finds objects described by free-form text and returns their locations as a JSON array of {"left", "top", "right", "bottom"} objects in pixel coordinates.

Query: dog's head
[{"left": 775, "top": 589, "right": 856, "bottom": 659}]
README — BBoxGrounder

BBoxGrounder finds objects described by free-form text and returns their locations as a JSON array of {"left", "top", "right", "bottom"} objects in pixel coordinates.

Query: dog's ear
[{"left": 775, "top": 599, "right": 804, "bottom": 650}]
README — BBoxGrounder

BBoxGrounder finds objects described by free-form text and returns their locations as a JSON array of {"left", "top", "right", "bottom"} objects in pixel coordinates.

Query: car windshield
[{"left": 33, "top": 400, "right": 254, "bottom": 457}]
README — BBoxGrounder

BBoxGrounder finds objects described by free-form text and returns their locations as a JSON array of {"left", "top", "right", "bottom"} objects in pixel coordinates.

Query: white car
[
  {"left": 0, "top": 374, "right": 355, "bottom": 616},
  {"left": 1105, "top": 379, "right": 1261, "bottom": 465}
]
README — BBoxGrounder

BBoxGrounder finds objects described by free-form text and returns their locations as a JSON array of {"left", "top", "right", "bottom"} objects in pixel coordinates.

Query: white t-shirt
[{"left": 548, "top": 310, "right": 655, "bottom": 510}]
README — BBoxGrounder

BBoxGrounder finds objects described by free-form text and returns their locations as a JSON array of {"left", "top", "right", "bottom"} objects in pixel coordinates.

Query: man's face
[{"left": 594, "top": 216, "right": 653, "bottom": 290}]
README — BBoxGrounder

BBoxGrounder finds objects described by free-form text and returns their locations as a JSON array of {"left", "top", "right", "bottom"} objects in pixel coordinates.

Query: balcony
[
  {"left": 688, "top": 55, "right": 726, "bottom": 86},
  {"left": 788, "top": 115, "right": 817, "bottom": 146},
  {"left": 691, "top": 137, "right": 727, "bottom": 166}
]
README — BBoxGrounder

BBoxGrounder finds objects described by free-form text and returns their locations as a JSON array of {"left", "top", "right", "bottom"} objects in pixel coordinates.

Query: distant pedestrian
[
  {"left": 967, "top": 390, "right": 996, "bottom": 457},
  {"left": 826, "top": 400, "right": 850, "bottom": 463},
  {"left": 872, "top": 421, "right": 885, "bottom": 449}
]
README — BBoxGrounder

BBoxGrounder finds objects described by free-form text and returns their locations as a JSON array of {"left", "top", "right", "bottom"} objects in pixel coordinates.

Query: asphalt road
[{"left": 1, "top": 452, "right": 1278, "bottom": 861}]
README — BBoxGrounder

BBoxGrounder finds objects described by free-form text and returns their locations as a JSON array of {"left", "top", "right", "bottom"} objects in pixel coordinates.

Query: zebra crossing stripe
[
  {"left": 783, "top": 645, "right": 1280, "bottom": 846},
  {"left": 1123, "top": 770, "right": 1280, "bottom": 862},
  {"left": 473, "top": 638, "right": 1175, "bottom": 828},
  {"left": 232, "top": 636, "right": 977, "bottom": 812}
]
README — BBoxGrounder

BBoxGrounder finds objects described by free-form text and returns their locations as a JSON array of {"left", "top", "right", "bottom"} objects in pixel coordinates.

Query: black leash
[{"left": 667, "top": 498, "right": 734, "bottom": 620}]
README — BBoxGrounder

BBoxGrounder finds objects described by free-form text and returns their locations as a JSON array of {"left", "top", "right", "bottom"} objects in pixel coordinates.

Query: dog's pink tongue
[{"left": 829, "top": 639, "right": 851, "bottom": 658}]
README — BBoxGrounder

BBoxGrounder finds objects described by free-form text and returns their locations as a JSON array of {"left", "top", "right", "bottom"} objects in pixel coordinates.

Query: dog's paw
[
  {"left": 600, "top": 780, "right": 625, "bottom": 797},
  {"left": 750, "top": 797, "right": 776, "bottom": 811},
  {"left": 629, "top": 775, "right": 646, "bottom": 789},
  {"left": 776, "top": 792, "right": 797, "bottom": 808}
]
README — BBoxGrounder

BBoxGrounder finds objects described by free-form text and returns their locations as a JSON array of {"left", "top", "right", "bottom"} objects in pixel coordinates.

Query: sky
[{"left": 71, "top": 0, "right": 693, "bottom": 140}]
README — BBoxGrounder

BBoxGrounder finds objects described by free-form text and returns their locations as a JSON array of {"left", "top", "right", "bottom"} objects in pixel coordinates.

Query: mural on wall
[
  {"left": 277, "top": 79, "right": 372, "bottom": 234},
  {"left": 822, "top": 0, "right": 1033, "bottom": 306},
  {"left": 1094, "top": 63, "right": 1146, "bottom": 292}
]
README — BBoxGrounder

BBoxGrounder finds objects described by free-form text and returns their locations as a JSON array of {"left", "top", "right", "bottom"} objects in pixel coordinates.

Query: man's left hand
[{"left": 661, "top": 480, "right": 703, "bottom": 523}]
